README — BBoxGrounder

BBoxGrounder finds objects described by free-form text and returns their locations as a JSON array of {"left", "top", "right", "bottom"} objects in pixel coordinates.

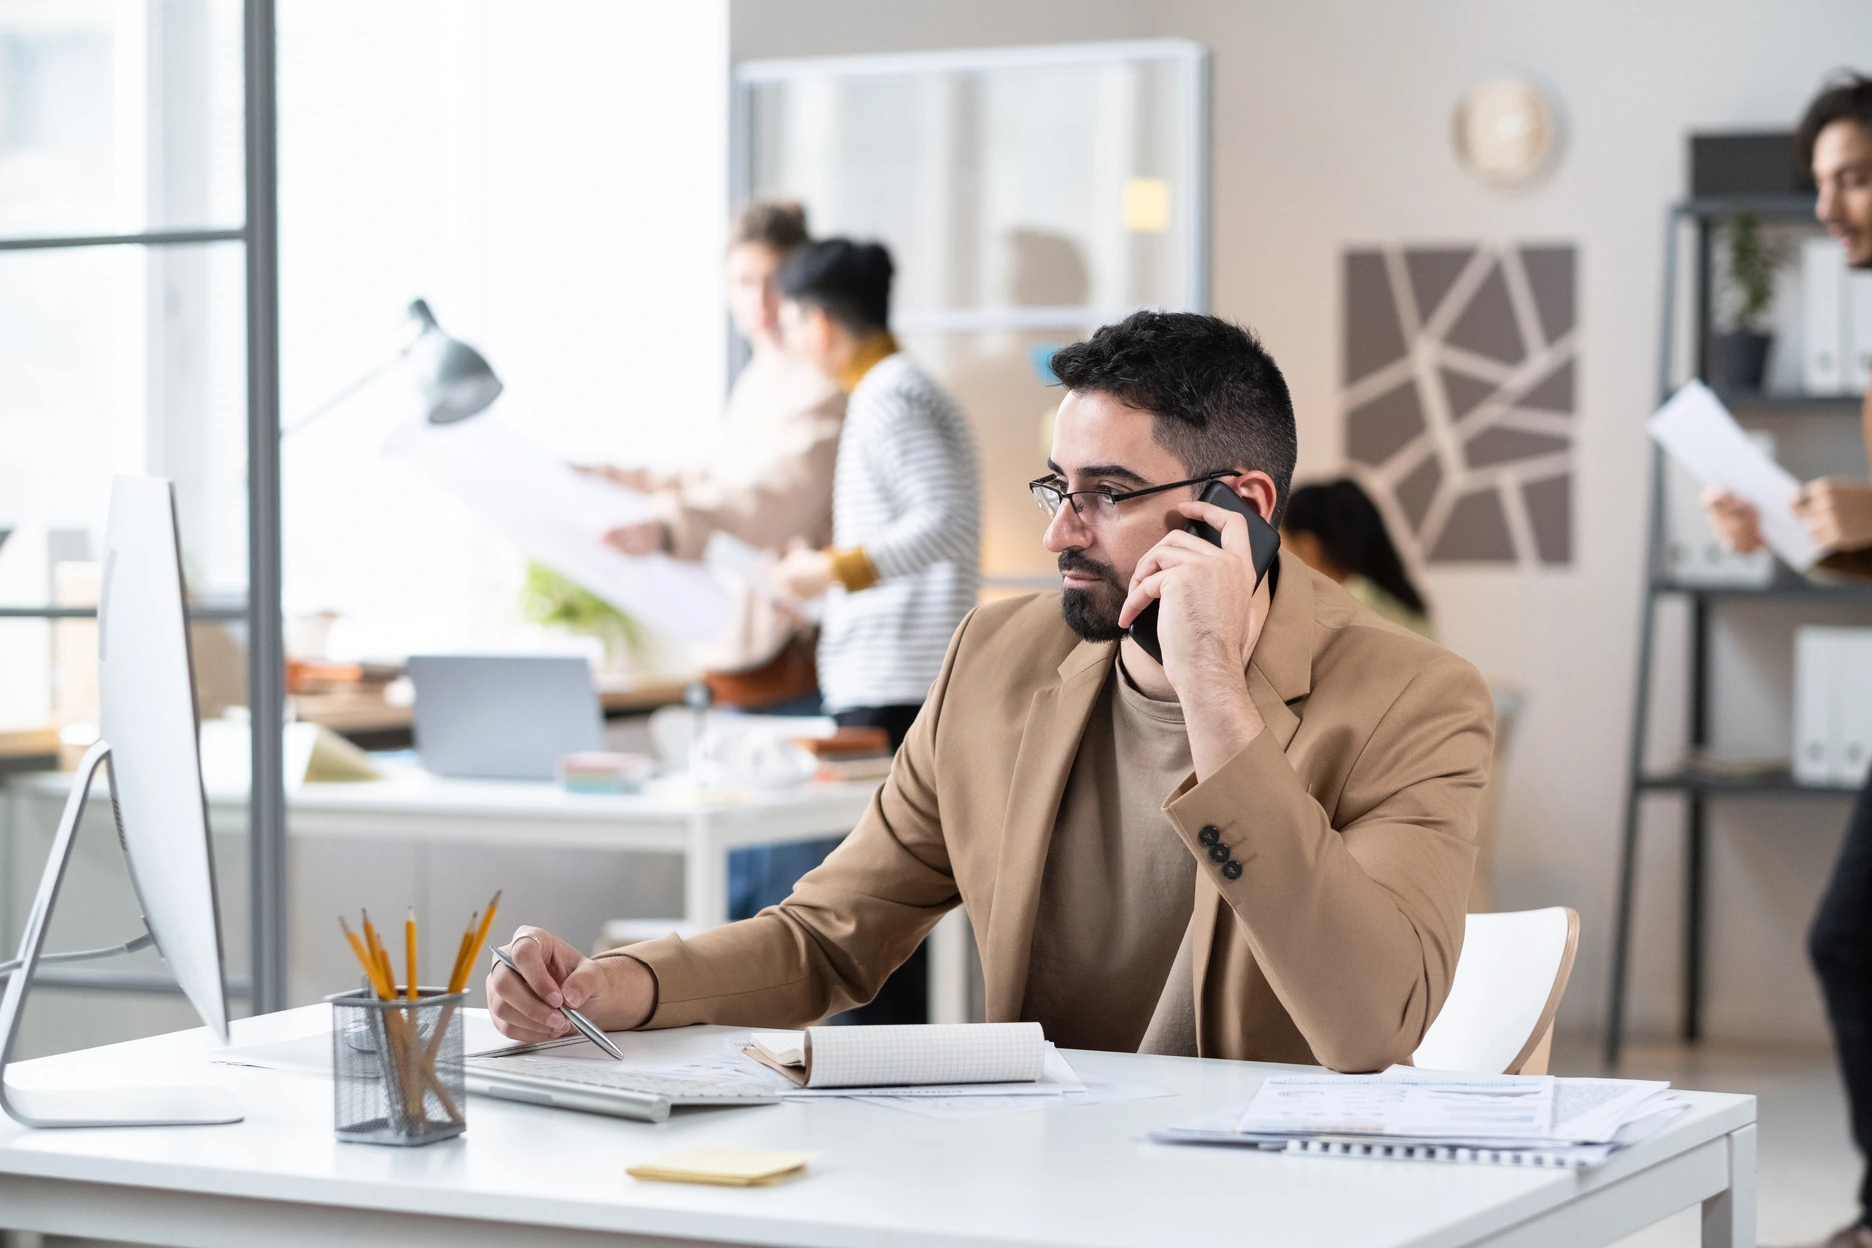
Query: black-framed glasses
[{"left": 1028, "top": 471, "right": 1235, "bottom": 524}]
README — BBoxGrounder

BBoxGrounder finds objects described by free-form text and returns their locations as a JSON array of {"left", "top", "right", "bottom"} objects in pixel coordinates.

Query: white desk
[
  {"left": 0, "top": 1006, "right": 1755, "bottom": 1248},
  {"left": 3, "top": 770, "right": 974, "bottom": 1024}
]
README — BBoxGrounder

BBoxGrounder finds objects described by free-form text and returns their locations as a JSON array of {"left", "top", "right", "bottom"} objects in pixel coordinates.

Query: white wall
[
  {"left": 280, "top": 0, "right": 728, "bottom": 659},
  {"left": 732, "top": 0, "right": 1872, "bottom": 1041}
]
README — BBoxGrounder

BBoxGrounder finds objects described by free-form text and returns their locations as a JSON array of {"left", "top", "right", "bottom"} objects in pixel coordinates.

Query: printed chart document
[
  {"left": 383, "top": 417, "right": 731, "bottom": 640},
  {"left": 1647, "top": 380, "right": 1820, "bottom": 571},
  {"left": 1238, "top": 1070, "right": 1556, "bottom": 1140}
]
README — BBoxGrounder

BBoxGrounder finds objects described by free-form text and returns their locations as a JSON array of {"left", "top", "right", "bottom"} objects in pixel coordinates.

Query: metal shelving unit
[
  {"left": 1604, "top": 193, "right": 1867, "bottom": 1066},
  {"left": 0, "top": 0, "right": 285, "bottom": 1014}
]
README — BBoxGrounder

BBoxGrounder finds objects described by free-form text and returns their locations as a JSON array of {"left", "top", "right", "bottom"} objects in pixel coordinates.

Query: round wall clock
[{"left": 1454, "top": 78, "right": 1559, "bottom": 188}]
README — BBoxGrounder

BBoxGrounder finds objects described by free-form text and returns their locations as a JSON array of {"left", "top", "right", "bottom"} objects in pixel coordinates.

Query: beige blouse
[{"left": 608, "top": 348, "right": 845, "bottom": 671}]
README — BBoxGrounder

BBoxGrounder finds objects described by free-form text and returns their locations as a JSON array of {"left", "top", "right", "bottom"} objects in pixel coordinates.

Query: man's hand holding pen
[{"left": 487, "top": 925, "right": 656, "bottom": 1041}]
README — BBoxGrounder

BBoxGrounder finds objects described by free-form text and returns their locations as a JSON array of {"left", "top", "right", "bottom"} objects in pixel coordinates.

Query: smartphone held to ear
[{"left": 1127, "top": 481, "right": 1281, "bottom": 665}]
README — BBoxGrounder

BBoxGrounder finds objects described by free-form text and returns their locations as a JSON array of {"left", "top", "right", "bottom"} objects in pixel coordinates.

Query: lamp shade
[{"left": 406, "top": 299, "right": 503, "bottom": 424}]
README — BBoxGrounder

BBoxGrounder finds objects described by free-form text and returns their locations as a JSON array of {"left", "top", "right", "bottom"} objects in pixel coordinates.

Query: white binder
[
  {"left": 1795, "top": 627, "right": 1839, "bottom": 785},
  {"left": 1849, "top": 270, "right": 1872, "bottom": 393},
  {"left": 1803, "top": 238, "right": 1847, "bottom": 395},
  {"left": 1835, "top": 632, "right": 1872, "bottom": 787}
]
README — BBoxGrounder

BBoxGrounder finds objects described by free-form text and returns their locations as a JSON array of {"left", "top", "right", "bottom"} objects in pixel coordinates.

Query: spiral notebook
[
  {"left": 743, "top": 1023, "right": 1048, "bottom": 1090},
  {"left": 1151, "top": 1070, "right": 1686, "bottom": 1168}
]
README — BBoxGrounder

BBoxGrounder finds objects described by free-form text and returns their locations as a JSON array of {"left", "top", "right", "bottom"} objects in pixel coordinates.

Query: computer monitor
[{"left": 0, "top": 476, "right": 241, "bottom": 1127}]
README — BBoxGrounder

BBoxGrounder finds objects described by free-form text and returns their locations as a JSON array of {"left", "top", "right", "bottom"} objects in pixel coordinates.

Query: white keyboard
[{"left": 464, "top": 1055, "right": 781, "bottom": 1123}]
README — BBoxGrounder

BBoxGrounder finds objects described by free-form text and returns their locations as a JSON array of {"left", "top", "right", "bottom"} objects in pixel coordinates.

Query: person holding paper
[
  {"left": 587, "top": 201, "right": 856, "bottom": 978},
  {"left": 594, "top": 199, "right": 845, "bottom": 710},
  {"left": 1703, "top": 74, "right": 1872, "bottom": 1248},
  {"left": 488, "top": 309, "right": 1491, "bottom": 1075}
]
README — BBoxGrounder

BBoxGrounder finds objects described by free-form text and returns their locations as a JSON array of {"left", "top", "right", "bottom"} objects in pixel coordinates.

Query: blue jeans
[{"left": 725, "top": 700, "right": 928, "bottom": 1024}]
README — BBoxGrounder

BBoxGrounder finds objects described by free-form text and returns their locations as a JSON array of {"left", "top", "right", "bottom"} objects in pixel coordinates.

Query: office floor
[
  {"left": 1547, "top": 1031, "right": 1859, "bottom": 1247},
  {"left": 0, "top": 1033, "right": 1857, "bottom": 1248}
]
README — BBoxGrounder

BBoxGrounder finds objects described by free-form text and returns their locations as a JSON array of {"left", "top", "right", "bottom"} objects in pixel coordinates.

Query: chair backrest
[{"left": 1412, "top": 907, "right": 1579, "bottom": 1076}]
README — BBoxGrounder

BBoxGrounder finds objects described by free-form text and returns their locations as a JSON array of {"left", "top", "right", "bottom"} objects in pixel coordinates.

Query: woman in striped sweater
[{"left": 770, "top": 239, "right": 981, "bottom": 750}]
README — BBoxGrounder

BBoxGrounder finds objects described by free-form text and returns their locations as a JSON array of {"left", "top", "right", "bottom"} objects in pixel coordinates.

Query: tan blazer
[{"left": 616, "top": 552, "right": 1494, "bottom": 1071}]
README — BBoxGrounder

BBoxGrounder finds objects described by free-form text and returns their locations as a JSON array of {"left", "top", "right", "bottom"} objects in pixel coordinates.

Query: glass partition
[
  {"left": 738, "top": 40, "right": 1208, "bottom": 587},
  {"left": 0, "top": 0, "right": 272, "bottom": 1043}
]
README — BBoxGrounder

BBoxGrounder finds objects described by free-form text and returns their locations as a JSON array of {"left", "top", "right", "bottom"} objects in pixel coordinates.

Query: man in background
[
  {"left": 594, "top": 200, "right": 847, "bottom": 938},
  {"left": 1705, "top": 73, "right": 1872, "bottom": 1248}
]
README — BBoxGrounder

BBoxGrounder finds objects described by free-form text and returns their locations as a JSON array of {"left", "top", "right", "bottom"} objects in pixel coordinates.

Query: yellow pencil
[
  {"left": 446, "top": 912, "right": 479, "bottom": 995},
  {"left": 405, "top": 908, "right": 418, "bottom": 1001},
  {"left": 468, "top": 886, "right": 497, "bottom": 957},
  {"left": 361, "top": 909, "right": 383, "bottom": 966},
  {"left": 471, "top": 890, "right": 502, "bottom": 959},
  {"left": 340, "top": 917, "right": 391, "bottom": 999}
]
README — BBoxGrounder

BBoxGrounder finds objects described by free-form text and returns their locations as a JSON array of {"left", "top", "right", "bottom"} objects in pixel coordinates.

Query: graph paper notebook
[{"left": 744, "top": 1023, "right": 1047, "bottom": 1089}]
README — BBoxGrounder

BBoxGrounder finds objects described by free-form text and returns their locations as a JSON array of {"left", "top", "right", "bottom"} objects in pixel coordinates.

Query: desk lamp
[{"left": 284, "top": 298, "right": 503, "bottom": 436}]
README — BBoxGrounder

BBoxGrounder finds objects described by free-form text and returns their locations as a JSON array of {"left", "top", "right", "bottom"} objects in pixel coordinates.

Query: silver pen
[{"left": 488, "top": 942, "right": 624, "bottom": 1060}]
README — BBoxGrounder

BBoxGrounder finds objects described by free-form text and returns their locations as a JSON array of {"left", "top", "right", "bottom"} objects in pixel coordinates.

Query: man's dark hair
[
  {"left": 731, "top": 198, "right": 810, "bottom": 253},
  {"left": 1049, "top": 311, "right": 1298, "bottom": 524},
  {"left": 1797, "top": 71, "right": 1872, "bottom": 169},
  {"left": 778, "top": 238, "right": 893, "bottom": 335}
]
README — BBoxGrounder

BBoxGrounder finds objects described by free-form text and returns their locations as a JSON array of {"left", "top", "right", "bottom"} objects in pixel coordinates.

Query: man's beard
[{"left": 1057, "top": 549, "right": 1128, "bottom": 642}]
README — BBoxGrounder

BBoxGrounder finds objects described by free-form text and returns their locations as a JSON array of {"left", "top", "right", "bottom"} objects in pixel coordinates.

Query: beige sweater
[{"left": 608, "top": 349, "right": 845, "bottom": 671}]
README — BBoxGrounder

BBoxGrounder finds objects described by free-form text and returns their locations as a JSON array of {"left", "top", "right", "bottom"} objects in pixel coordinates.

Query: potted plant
[
  {"left": 519, "top": 562, "right": 647, "bottom": 675},
  {"left": 1716, "top": 212, "right": 1784, "bottom": 391}
]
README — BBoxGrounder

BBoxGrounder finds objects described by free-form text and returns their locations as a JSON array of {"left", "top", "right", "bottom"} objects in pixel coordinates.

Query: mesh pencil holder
[{"left": 328, "top": 987, "right": 467, "bottom": 1146}]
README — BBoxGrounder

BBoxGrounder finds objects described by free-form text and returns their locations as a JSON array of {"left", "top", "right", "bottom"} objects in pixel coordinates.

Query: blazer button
[
  {"left": 1222, "top": 860, "right": 1243, "bottom": 880},
  {"left": 1208, "top": 844, "right": 1230, "bottom": 864},
  {"left": 1198, "top": 825, "right": 1221, "bottom": 846}
]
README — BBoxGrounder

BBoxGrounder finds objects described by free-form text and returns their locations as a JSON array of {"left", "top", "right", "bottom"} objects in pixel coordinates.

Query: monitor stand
[{"left": 0, "top": 740, "right": 242, "bottom": 1128}]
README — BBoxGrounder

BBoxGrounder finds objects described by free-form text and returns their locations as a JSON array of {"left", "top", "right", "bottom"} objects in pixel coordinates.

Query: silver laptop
[
  {"left": 406, "top": 655, "right": 603, "bottom": 780},
  {"left": 464, "top": 1042, "right": 783, "bottom": 1123}
]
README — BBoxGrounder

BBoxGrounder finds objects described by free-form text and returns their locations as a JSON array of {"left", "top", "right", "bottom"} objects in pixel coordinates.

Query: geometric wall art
[{"left": 1342, "top": 243, "right": 1577, "bottom": 567}]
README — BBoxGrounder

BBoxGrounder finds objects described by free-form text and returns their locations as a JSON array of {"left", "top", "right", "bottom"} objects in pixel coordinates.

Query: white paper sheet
[
  {"left": 854, "top": 1078, "right": 1169, "bottom": 1120},
  {"left": 704, "top": 531, "right": 823, "bottom": 624},
  {"left": 382, "top": 417, "right": 732, "bottom": 640},
  {"left": 1647, "top": 380, "right": 1821, "bottom": 570},
  {"left": 1239, "top": 1070, "right": 1555, "bottom": 1139},
  {"left": 212, "top": 1011, "right": 507, "bottom": 1075}
]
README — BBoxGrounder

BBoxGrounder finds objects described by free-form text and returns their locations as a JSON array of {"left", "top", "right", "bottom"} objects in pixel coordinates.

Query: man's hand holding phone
[{"left": 1119, "top": 497, "right": 1276, "bottom": 780}]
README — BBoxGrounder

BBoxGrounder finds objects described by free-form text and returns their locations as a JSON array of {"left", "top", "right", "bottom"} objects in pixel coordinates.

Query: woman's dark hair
[
  {"left": 1797, "top": 72, "right": 1872, "bottom": 169},
  {"left": 1282, "top": 478, "right": 1427, "bottom": 617},
  {"left": 731, "top": 199, "right": 810, "bottom": 253},
  {"left": 778, "top": 238, "right": 893, "bottom": 334}
]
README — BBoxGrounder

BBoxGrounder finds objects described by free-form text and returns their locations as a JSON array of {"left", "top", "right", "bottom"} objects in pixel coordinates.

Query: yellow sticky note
[
  {"left": 1123, "top": 177, "right": 1171, "bottom": 232},
  {"left": 627, "top": 1147, "right": 816, "bottom": 1187}
]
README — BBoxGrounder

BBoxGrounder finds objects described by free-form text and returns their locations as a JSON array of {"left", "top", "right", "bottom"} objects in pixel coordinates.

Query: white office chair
[{"left": 1412, "top": 907, "right": 1580, "bottom": 1076}]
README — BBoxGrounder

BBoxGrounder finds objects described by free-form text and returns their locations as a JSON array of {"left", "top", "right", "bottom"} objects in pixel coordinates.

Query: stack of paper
[{"left": 1152, "top": 1068, "right": 1686, "bottom": 1168}]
